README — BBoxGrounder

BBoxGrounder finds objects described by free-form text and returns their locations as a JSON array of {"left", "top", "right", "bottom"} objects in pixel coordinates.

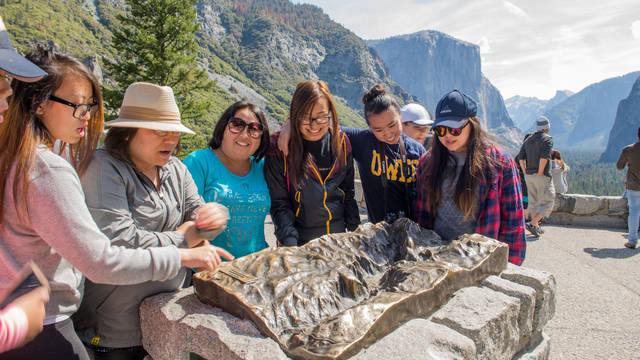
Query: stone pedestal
[{"left": 140, "top": 265, "right": 556, "bottom": 360}]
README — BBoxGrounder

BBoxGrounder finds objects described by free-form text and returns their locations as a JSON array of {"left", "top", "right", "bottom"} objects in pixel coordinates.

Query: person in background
[
  {"left": 616, "top": 127, "right": 640, "bottom": 249},
  {"left": 517, "top": 116, "right": 554, "bottom": 238},
  {"left": 550, "top": 150, "right": 569, "bottom": 194},
  {"left": 0, "top": 15, "right": 49, "bottom": 354},
  {"left": 401, "top": 103, "right": 433, "bottom": 149},
  {"left": 515, "top": 133, "right": 533, "bottom": 224},
  {"left": 414, "top": 90, "right": 526, "bottom": 265},
  {"left": 184, "top": 101, "right": 271, "bottom": 258},
  {"left": 0, "top": 45, "right": 220, "bottom": 360},
  {"left": 266, "top": 80, "right": 360, "bottom": 246},
  {"left": 278, "top": 84, "right": 426, "bottom": 224},
  {"left": 74, "top": 82, "right": 232, "bottom": 360}
]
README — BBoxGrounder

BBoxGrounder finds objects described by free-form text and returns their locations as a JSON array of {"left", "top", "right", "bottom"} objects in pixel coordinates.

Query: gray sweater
[
  {"left": 0, "top": 147, "right": 181, "bottom": 324},
  {"left": 75, "top": 150, "right": 207, "bottom": 348}
]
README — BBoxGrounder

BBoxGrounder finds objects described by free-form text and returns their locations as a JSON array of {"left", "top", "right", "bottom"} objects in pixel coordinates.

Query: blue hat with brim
[
  {"left": 0, "top": 17, "right": 47, "bottom": 81},
  {"left": 434, "top": 90, "right": 477, "bottom": 128}
]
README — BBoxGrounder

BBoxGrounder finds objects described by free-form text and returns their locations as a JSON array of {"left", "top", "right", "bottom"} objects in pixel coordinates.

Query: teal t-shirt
[{"left": 184, "top": 148, "right": 270, "bottom": 258}]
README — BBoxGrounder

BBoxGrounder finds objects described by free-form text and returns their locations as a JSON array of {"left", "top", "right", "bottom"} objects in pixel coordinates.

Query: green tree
[{"left": 103, "top": 0, "right": 214, "bottom": 121}]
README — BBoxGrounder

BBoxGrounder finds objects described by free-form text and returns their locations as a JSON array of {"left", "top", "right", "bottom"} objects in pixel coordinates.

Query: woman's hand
[
  {"left": 179, "top": 244, "right": 234, "bottom": 271},
  {"left": 12, "top": 286, "right": 49, "bottom": 346},
  {"left": 176, "top": 221, "right": 206, "bottom": 248},
  {"left": 193, "top": 203, "right": 229, "bottom": 231},
  {"left": 277, "top": 118, "right": 291, "bottom": 156}
]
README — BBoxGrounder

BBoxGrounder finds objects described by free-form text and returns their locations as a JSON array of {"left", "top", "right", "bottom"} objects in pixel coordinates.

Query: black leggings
[{"left": 0, "top": 318, "right": 89, "bottom": 360}]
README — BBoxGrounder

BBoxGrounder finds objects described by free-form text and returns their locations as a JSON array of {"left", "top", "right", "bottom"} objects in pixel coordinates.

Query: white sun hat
[{"left": 105, "top": 82, "right": 195, "bottom": 134}]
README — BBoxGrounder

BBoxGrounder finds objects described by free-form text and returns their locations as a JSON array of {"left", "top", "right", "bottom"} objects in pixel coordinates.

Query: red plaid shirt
[{"left": 413, "top": 145, "right": 526, "bottom": 265}]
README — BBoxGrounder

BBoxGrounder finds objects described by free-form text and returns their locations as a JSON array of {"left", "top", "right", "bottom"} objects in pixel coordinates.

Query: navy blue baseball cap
[
  {"left": 0, "top": 16, "right": 47, "bottom": 81},
  {"left": 433, "top": 90, "right": 477, "bottom": 128}
]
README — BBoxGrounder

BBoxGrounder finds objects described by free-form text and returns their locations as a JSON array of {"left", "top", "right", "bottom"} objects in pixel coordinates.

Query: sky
[{"left": 292, "top": 0, "right": 640, "bottom": 100}]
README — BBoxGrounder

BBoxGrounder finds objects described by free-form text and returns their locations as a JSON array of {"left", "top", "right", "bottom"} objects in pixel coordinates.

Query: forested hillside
[
  {"left": 2, "top": 0, "right": 394, "bottom": 156},
  {"left": 562, "top": 151, "right": 625, "bottom": 196}
]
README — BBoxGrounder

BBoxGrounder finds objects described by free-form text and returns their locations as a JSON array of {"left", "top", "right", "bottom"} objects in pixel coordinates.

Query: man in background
[
  {"left": 401, "top": 103, "right": 433, "bottom": 149},
  {"left": 616, "top": 127, "right": 640, "bottom": 249},
  {"left": 517, "top": 116, "right": 554, "bottom": 237}
]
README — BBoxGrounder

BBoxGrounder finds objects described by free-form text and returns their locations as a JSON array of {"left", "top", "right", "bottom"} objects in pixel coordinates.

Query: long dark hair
[
  {"left": 0, "top": 44, "right": 104, "bottom": 226},
  {"left": 209, "top": 101, "right": 270, "bottom": 161},
  {"left": 418, "top": 116, "right": 497, "bottom": 220},
  {"left": 287, "top": 80, "right": 340, "bottom": 188}
]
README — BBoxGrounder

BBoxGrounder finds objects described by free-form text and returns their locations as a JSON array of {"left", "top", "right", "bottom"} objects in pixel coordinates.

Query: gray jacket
[
  {"left": 517, "top": 132, "right": 553, "bottom": 177},
  {"left": 74, "top": 149, "right": 207, "bottom": 348},
  {"left": 0, "top": 147, "right": 181, "bottom": 325}
]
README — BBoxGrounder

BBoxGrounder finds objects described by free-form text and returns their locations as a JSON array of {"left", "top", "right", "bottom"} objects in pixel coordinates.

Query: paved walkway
[
  {"left": 264, "top": 219, "right": 640, "bottom": 359},
  {"left": 523, "top": 225, "right": 640, "bottom": 359}
]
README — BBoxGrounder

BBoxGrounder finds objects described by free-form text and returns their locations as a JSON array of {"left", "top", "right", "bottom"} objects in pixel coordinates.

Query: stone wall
[
  {"left": 140, "top": 264, "right": 556, "bottom": 360},
  {"left": 546, "top": 193, "right": 628, "bottom": 229},
  {"left": 356, "top": 180, "right": 628, "bottom": 229}
]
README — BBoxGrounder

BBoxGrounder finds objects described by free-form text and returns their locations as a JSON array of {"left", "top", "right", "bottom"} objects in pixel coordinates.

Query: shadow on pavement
[{"left": 583, "top": 247, "right": 640, "bottom": 259}]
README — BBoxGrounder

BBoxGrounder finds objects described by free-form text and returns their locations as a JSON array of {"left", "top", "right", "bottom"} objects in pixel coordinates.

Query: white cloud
[
  {"left": 632, "top": 20, "right": 640, "bottom": 39},
  {"left": 294, "top": 0, "right": 640, "bottom": 99},
  {"left": 478, "top": 36, "right": 492, "bottom": 54},
  {"left": 502, "top": 1, "right": 530, "bottom": 20}
]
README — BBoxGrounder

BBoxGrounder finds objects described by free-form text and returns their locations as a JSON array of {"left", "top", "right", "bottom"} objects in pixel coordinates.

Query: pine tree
[{"left": 103, "top": 0, "right": 214, "bottom": 121}]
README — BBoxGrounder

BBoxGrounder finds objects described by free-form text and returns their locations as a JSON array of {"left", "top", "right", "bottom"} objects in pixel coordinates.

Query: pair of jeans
[{"left": 626, "top": 189, "right": 640, "bottom": 244}]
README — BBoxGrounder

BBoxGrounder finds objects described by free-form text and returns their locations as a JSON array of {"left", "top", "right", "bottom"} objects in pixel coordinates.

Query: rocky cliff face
[
  {"left": 543, "top": 72, "right": 640, "bottom": 150},
  {"left": 198, "top": 0, "right": 414, "bottom": 116},
  {"left": 600, "top": 76, "right": 640, "bottom": 162},
  {"left": 505, "top": 90, "right": 573, "bottom": 132},
  {"left": 368, "top": 30, "right": 521, "bottom": 150}
]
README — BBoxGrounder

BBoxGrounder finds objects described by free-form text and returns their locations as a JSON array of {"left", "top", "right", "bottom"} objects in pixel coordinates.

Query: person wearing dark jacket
[
  {"left": 265, "top": 81, "right": 360, "bottom": 246},
  {"left": 277, "top": 84, "right": 426, "bottom": 224}
]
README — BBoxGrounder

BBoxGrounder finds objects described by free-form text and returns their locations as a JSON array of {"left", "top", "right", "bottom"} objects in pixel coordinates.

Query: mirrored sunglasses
[{"left": 433, "top": 121, "right": 469, "bottom": 137}]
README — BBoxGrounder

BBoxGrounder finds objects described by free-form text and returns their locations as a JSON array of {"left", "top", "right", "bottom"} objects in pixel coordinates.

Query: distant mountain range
[
  {"left": 368, "top": 31, "right": 521, "bottom": 149},
  {"left": 3, "top": 0, "right": 638, "bottom": 154},
  {"left": 505, "top": 90, "right": 573, "bottom": 132},
  {"left": 600, "top": 76, "right": 640, "bottom": 162},
  {"left": 506, "top": 72, "right": 639, "bottom": 150}
]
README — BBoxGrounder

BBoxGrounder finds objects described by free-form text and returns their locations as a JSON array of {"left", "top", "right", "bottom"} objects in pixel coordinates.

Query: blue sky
[{"left": 293, "top": 0, "right": 640, "bottom": 100}]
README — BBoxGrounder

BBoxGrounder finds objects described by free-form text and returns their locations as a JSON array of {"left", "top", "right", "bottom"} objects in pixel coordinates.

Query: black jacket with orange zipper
[{"left": 265, "top": 129, "right": 360, "bottom": 246}]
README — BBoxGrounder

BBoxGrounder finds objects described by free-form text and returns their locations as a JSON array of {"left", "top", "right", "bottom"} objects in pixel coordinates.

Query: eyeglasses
[
  {"left": 153, "top": 130, "right": 182, "bottom": 137},
  {"left": 300, "top": 114, "right": 332, "bottom": 126},
  {"left": 49, "top": 95, "right": 98, "bottom": 120},
  {"left": 228, "top": 117, "right": 264, "bottom": 139},
  {"left": 433, "top": 121, "right": 469, "bottom": 137},
  {"left": 2, "top": 74, "right": 12, "bottom": 83}
]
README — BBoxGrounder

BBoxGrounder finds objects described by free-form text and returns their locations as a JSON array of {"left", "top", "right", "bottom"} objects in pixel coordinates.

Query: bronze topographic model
[{"left": 193, "top": 218, "right": 508, "bottom": 359}]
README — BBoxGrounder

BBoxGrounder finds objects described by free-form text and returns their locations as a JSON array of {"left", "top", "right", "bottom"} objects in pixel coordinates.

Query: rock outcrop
[
  {"left": 600, "top": 76, "right": 640, "bottom": 162},
  {"left": 367, "top": 30, "right": 522, "bottom": 150}
]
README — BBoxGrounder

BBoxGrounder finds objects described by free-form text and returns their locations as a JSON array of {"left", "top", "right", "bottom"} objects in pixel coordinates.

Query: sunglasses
[
  {"left": 228, "top": 117, "right": 264, "bottom": 139},
  {"left": 49, "top": 95, "right": 99, "bottom": 120},
  {"left": 433, "top": 121, "right": 469, "bottom": 137}
]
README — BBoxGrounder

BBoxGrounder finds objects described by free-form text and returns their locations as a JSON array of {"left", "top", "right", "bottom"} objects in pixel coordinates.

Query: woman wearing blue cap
[{"left": 413, "top": 90, "right": 526, "bottom": 265}]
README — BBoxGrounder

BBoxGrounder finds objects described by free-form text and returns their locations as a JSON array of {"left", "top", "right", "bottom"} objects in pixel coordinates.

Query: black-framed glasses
[
  {"left": 227, "top": 117, "right": 264, "bottom": 139},
  {"left": 433, "top": 121, "right": 469, "bottom": 137},
  {"left": 49, "top": 95, "right": 98, "bottom": 120},
  {"left": 300, "top": 114, "right": 332, "bottom": 126}
]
